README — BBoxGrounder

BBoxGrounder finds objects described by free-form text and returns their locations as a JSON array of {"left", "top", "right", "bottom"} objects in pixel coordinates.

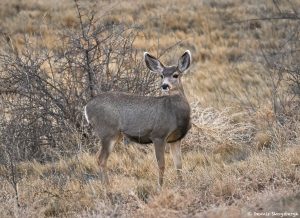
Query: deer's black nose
[{"left": 161, "top": 84, "right": 170, "bottom": 90}]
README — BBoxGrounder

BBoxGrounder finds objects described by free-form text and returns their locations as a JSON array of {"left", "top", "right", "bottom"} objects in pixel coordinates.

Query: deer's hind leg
[{"left": 97, "top": 132, "right": 121, "bottom": 184}]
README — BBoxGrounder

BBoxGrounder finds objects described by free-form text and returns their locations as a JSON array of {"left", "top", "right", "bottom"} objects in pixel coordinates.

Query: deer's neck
[
  {"left": 167, "top": 91, "right": 190, "bottom": 112},
  {"left": 167, "top": 85, "right": 187, "bottom": 99}
]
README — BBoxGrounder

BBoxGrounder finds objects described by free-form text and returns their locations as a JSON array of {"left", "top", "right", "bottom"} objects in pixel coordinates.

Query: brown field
[{"left": 0, "top": 0, "right": 299, "bottom": 217}]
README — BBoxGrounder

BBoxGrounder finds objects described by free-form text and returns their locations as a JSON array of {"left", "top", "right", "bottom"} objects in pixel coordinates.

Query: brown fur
[{"left": 84, "top": 50, "right": 192, "bottom": 187}]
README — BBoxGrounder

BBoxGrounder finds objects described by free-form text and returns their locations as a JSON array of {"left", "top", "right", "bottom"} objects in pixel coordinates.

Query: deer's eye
[
  {"left": 173, "top": 74, "right": 179, "bottom": 78},
  {"left": 160, "top": 75, "right": 164, "bottom": 79}
]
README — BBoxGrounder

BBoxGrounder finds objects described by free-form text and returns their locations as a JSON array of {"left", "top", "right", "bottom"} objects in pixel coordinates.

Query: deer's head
[{"left": 144, "top": 50, "right": 192, "bottom": 95}]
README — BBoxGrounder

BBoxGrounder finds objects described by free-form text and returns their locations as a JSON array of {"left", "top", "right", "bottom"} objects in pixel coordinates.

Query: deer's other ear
[
  {"left": 144, "top": 52, "right": 164, "bottom": 73},
  {"left": 178, "top": 50, "right": 191, "bottom": 73}
]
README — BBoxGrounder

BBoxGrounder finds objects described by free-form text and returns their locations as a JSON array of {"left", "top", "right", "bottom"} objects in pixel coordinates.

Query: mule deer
[{"left": 84, "top": 50, "right": 192, "bottom": 186}]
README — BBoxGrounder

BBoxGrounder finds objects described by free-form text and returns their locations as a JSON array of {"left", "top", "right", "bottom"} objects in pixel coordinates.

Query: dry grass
[
  {"left": 0, "top": 0, "right": 300, "bottom": 217},
  {"left": 1, "top": 105, "right": 299, "bottom": 217}
]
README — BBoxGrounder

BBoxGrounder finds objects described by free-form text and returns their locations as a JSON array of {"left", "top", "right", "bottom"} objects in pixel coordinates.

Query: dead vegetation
[{"left": 0, "top": 0, "right": 299, "bottom": 217}]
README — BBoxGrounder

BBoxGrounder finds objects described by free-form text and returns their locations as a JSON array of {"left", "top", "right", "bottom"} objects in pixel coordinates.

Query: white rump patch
[{"left": 84, "top": 105, "right": 89, "bottom": 123}]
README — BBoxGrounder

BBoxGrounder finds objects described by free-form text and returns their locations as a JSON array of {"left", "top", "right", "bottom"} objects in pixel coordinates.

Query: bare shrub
[
  {"left": 256, "top": 2, "right": 300, "bottom": 146},
  {"left": 0, "top": 1, "right": 158, "bottom": 162},
  {"left": 221, "top": 1, "right": 300, "bottom": 149},
  {"left": 259, "top": 10, "right": 300, "bottom": 117},
  {"left": 0, "top": 120, "right": 21, "bottom": 207}
]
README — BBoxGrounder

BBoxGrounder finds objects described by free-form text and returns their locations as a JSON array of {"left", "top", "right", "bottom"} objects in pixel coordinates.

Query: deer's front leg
[
  {"left": 153, "top": 139, "right": 166, "bottom": 187},
  {"left": 170, "top": 140, "right": 183, "bottom": 183}
]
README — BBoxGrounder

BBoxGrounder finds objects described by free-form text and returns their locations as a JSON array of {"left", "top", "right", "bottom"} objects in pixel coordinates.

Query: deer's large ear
[
  {"left": 144, "top": 52, "right": 164, "bottom": 73},
  {"left": 178, "top": 50, "right": 191, "bottom": 73}
]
